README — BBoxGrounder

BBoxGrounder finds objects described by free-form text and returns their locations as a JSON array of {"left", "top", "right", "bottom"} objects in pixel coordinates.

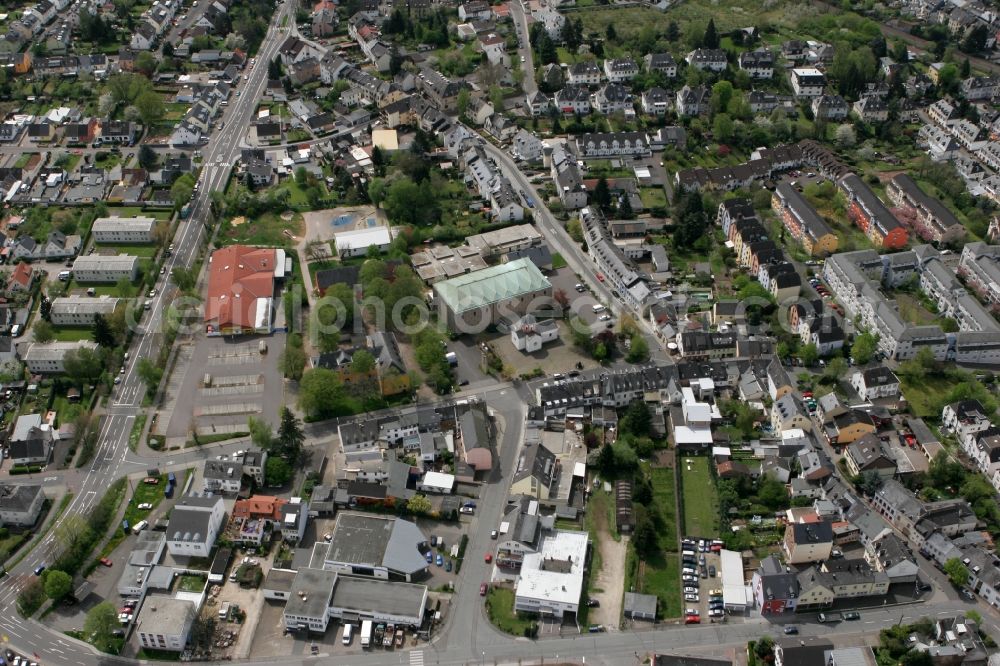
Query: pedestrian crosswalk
[{"left": 409, "top": 650, "right": 424, "bottom": 666}]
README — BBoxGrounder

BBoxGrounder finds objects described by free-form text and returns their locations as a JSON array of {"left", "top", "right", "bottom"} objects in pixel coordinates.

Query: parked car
[
  {"left": 435, "top": 554, "right": 443, "bottom": 567},
  {"left": 684, "top": 616, "right": 700, "bottom": 625},
  {"left": 844, "top": 611, "right": 861, "bottom": 620},
  {"left": 484, "top": 553, "right": 493, "bottom": 563},
  {"left": 480, "top": 583, "right": 489, "bottom": 596},
  {"left": 100, "top": 558, "right": 113, "bottom": 567},
  {"left": 684, "top": 594, "right": 699, "bottom": 602},
  {"left": 784, "top": 626, "right": 799, "bottom": 635},
  {"left": 586, "top": 598, "right": 600, "bottom": 607}
]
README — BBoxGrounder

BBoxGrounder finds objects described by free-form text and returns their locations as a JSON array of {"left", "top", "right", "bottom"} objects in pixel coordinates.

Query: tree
[
  {"left": 43, "top": 570, "right": 73, "bottom": 601},
  {"left": 666, "top": 20, "right": 679, "bottom": 42},
  {"left": 960, "top": 58, "right": 971, "bottom": 78},
  {"left": 605, "top": 22, "right": 617, "bottom": 41},
  {"left": 171, "top": 175, "right": 195, "bottom": 209},
  {"left": 632, "top": 507, "right": 657, "bottom": 556},
  {"left": 114, "top": 277, "right": 135, "bottom": 299},
  {"left": 264, "top": 457, "right": 292, "bottom": 486},
  {"left": 593, "top": 177, "right": 612, "bottom": 212},
  {"left": 597, "top": 442, "right": 615, "bottom": 474},
  {"left": 138, "top": 144, "right": 158, "bottom": 170},
  {"left": 703, "top": 18, "right": 719, "bottom": 49},
  {"left": 618, "top": 192, "right": 633, "bottom": 219},
  {"left": 757, "top": 477, "right": 788, "bottom": 510},
  {"left": 835, "top": 123, "right": 856, "bottom": 148},
  {"left": 349, "top": 349, "right": 376, "bottom": 375},
  {"left": 799, "top": 343, "right": 819, "bottom": 367},
  {"left": 673, "top": 191, "right": 708, "bottom": 249},
  {"left": 276, "top": 406, "right": 304, "bottom": 463},
  {"left": 851, "top": 331, "right": 879, "bottom": 365},
  {"left": 248, "top": 415, "right": 273, "bottom": 452},
  {"left": 713, "top": 113, "right": 734, "bottom": 142},
  {"left": 944, "top": 557, "right": 970, "bottom": 588},
  {"left": 407, "top": 494, "right": 432, "bottom": 514},
  {"left": 281, "top": 343, "right": 307, "bottom": 381},
  {"left": 710, "top": 80, "right": 734, "bottom": 115},
  {"left": 619, "top": 400, "right": 651, "bottom": 438},
  {"left": 40, "top": 297, "right": 51, "bottom": 321},
  {"left": 456, "top": 88, "right": 471, "bottom": 118},
  {"left": 299, "top": 368, "right": 345, "bottom": 418},
  {"left": 857, "top": 470, "right": 884, "bottom": 496},
  {"left": 92, "top": 314, "right": 116, "bottom": 347},
  {"left": 134, "top": 51, "right": 157, "bottom": 75},
  {"left": 224, "top": 31, "right": 246, "bottom": 50},
  {"left": 171, "top": 266, "right": 197, "bottom": 292},
  {"left": 33, "top": 319, "right": 54, "bottom": 343},
  {"left": 162, "top": 41, "right": 175, "bottom": 59},
  {"left": 136, "top": 358, "right": 163, "bottom": 392},
  {"left": 626, "top": 334, "right": 649, "bottom": 363},
  {"left": 961, "top": 24, "right": 988, "bottom": 54},
  {"left": 824, "top": 357, "right": 848, "bottom": 383},
  {"left": 84, "top": 602, "right": 119, "bottom": 653},
  {"left": 64, "top": 347, "right": 105, "bottom": 384}
]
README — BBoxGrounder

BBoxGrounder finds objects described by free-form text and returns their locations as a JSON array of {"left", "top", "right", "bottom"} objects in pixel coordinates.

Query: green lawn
[
  {"left": 900, "top": 375, "right": 963, "bottom": 420},
  {"left": 651, "top": 466, "right": 679, "bottom": 550},
  {"left": 97, "top": 243, "right": 160, "bottom": 258},
  {"left": 129, "top": 414, "right": 147, "bottom": 453},
  {"left": 221, "top": 211, "right": 302, "bottom": 247},
  {"left": 679, "top": 456, "right": 719, "bottom": 538},
  {"left": 639, "top": 187, "right": 667, "bottom": 210},
  {"left": 99, "top": 473, "right": 168, "bottom": 559},
  {"left": 50, "top": 326, "right": 93, "bottom": 342},
  {"left": 51, "top": 387, "right": 90, "bottom": 424},
  {"left": 106, "top": 207, "right": 171, "bottom": 220},
  {"left": 485, "top": 587, "right": 535, "bottom": 636},
  {"left": 551, "top": 252, "right": 568, "bottom": 270},
  {"left": 13, "top": 153, "right": 36, "bottom": 169},
  {"left": 894, "top": 292, "right": 936, "bottom": 326},
  {"left": 177, "top": 573, "right": 206, "bottom": 593},
  {"left": 622, "top": 464, "right": 682, "bottom": 620}
]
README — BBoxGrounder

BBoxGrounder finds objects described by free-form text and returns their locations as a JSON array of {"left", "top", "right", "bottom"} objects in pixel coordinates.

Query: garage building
[{"left": 720, "top": 548, "right": 752, "bottom": 613}]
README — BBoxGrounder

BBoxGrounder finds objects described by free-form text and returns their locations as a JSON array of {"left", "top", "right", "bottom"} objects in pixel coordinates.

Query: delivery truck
[{"left": 360, "top": 620, "right": 373, "bottom": 648}]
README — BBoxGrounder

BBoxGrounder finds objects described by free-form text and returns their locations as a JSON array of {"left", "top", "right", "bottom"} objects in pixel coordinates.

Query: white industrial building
[
  {"left": 71, "top": 254, "right": 140, "bottom": 283},
  {"left": 136, "top": 595, "right": 196, "bottom": 652},
  {"left": 334, "top": 226, "right": 393, "bottom": 258},
  {"left": 720, "top": 548, "right": 752, "bottom": 612},
  {"left": 49, "top": 295, "right": 120, "bottom": 326},
  {"left": 92, "top": 216, "right": 157, "bottom": 244},
  {"left": 514, "top": 529, "right": 589, "bottom": 618},
  {"left": 309, "top": 512, "right": 429, "bottom": 581},
  {"left": 280, "top": 570, "right": 428, "bottom": 634}
]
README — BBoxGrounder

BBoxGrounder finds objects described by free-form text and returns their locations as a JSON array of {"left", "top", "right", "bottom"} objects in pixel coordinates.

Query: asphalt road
[
  {"left": 510, "top": 0, "right": 536, "bottom": 95},
  {"left": 478, "top": 138, "right": 667, "bottom": 360},
  {"left": 0, "top": 0, "right": 294, "bottom": 655}
]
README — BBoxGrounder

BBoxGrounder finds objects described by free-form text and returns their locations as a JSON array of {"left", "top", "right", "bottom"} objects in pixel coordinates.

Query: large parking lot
[
  {"left": 160, "top": 332, "right": 287, "bottom": 440},
  {"left": 680, "top": 536, "right": 725, "bottom": 624}
]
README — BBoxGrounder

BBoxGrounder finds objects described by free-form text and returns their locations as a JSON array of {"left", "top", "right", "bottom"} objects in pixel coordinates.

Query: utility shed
[{"left": 623, "top": 592, "right": 657, "bottom": 620}]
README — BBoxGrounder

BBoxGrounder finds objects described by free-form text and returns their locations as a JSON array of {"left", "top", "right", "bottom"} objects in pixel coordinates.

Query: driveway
[{"left": 588, "top": 519, "right": 628, "bottom": 631}]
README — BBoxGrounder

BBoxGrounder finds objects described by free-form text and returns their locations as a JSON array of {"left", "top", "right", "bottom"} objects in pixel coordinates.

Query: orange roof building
[
  {"left": 204, "top": 245, "right": 286, "bottom": 335},
  {"left": 8, "top": 262, "right": 33, "bottom": 292},
  {"left": 233, "top": 495, "right": 287, "bottom": 521}
]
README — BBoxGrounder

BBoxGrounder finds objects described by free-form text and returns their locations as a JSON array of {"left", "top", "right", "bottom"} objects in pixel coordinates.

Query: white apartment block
[
  {"left": 22, "top": 341, "right": 99, "bottom": 373},
  {"left": 92, "top": 216, "right": 157, "bottom": 244},
  {"left": 49, "top": 295, "right": 120, "bottom": 326},
  {"left": 71, "top": 254, "right": 140, "bottom": 283}
]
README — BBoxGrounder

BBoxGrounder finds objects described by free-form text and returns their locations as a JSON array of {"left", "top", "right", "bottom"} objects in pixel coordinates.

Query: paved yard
[
  {"left": 161, "top": 332, "right": 287, "bottom": 441},
  {"left": 300, "top": 206, "right": 384, "bottom": 245}
]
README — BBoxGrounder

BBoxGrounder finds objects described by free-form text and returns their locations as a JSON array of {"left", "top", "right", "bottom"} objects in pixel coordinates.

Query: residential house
[
  {"left": 844, "top": 434, "right": 897, "bottom": 478},
  {"left": 686, "top": 49, "right": 727, "bottom": 72},
  {"left": 739, "top": 49, "right": 774, "bottom": 79},
  {"left": 783, "top": 521, "right": 834, "bottom": 564},
  {"left": 850, "top": 366, "right": 900, "bottom": 401},
  {"left": 791, "top": 68, "right": 825, "bottom": 97}
]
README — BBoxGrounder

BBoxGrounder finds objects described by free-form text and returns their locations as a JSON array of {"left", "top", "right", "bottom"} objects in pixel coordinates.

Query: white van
[
  {"left": 132, "top": 520, "right": 148, "bottom": 534},
  {"left": 342, "top": 623, "right": 353, "bottom": 645},
  {"left": 592, "top": 304, "right": 606, "bottom": 313},
  {"left": 58, "top": 270, "right": 71, "bottom": 281},
  {"left": 10, "top": 325, "right": 20, "bottom": 337}
]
